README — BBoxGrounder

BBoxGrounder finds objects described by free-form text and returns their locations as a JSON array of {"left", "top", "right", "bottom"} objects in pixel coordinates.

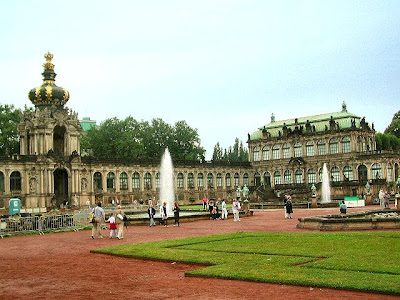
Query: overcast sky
[{"left": 1, "top": 0, "right": 399, "bottom": 159}]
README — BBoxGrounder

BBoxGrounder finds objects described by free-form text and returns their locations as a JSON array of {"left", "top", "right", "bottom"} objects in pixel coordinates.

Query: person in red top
[
  {"left": 106, "top": 212, "right": 117, "bottom": 239},
  {"left": 202, "top": 197, "right": 208, "bottom": 210}
]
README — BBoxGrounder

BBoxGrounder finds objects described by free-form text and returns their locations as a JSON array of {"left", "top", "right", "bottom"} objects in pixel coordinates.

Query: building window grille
[
  {"left": 10, "top": 171, "right": 22, "bottom": 191},
  {"left": 343, "top": 166, "right": 353, "bottom": 181},
  {"left": 253, "top": 146, "right": 260, "bottom": 162},
  {"left": 132, "top": 172, "right": 140, "bottom": 189},
  {"left": 272, "top": 145, "right": 280, "bottom": 160},
  {"left": 207, "top": 173, "right": 214, "bottom": 188},
  {"left": 294, "top": 142, "right": 302, "bottom": 157},
  {"left": 295, "top": 169, "right": 303, "bottom": 183},
  {"left": 120, "top": 172, "right": 128, "bottom": 190},
  {"left": 306, "top": 141, "right": 314, "bottom": 156},
  {"left": 284, "top": 170, "right": 292, "bottom": 184},
  {"left": 342, "top": 137, "right": 351, "bottom": 153},
  {"left": 262, "top": 146, "right": 270, "bottom": 160},
  {"left": 234, "top": 173, "right": 239, "bottom": 186},
  {"left": 317, "top": 140, "right": 326, "bottom": 155},
  {"left": 187, "top": 173, "right": 194, "bottom": 188},
  {"left": 243, "top": 173, "right": 249, "bottom": 186},
  {"left": 217, "top": 173, "right": 222, "bottom": 187},
  {"left": 274, "top": 171, "right": 281, "bottom": 185},
  {"left": 329, "top": 138, "right": 339, "bottom": 154},
  {"left": 197, "top": 173, "right": 204, "bottom": 188},
  {"left": 144, "top": 172, "right": 152, "bottom": 189},
  {"left": 372, "top": 163, "right": 382, "bottom": 179},
  {"left": 388, "top": 164, "right": 393, "bottom": 182},
  {"left": 156, "top": 172, "right": 160, "bottom": 188},
  {"left": 107, "top": 172, "right": 115, "bottom": 189},
  {"left": 283, "top": 143, "right": 290, "bottom": 159},
  {"left": 177, "top": 173, "right": 184, "bottom": 188},
  {"left": 225, "top": 173, "right": 231, "bottom": 187},
  {"left": 93, "top": 172, "right": 102, "bottom": 191},
  {"left": 331, "top": 166, "right": 340, "bottom": 182},
  {"left": 307, "top": 169, "right": 316, "bottom": 184}
]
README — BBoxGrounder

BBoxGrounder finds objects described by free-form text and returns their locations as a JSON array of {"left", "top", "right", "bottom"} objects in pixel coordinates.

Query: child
[{"left": 106, "top": 212, "right": 117, "bottom": 238}]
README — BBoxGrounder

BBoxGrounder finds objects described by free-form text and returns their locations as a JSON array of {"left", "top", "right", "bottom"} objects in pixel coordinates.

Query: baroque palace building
[
  {"left": 0, "top": 53, "right": 252, "bottom": 209},
  {"left": 248, "top": 104, "right": 400, "bottom": 201},
  {"left": 0, "top": 53, "right": 399, "bottom": 210}
]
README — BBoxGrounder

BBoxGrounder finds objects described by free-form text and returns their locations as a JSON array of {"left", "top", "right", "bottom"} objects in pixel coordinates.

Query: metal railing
[{"left": 0, "top": 214, "right": 77, "bottom": 237}]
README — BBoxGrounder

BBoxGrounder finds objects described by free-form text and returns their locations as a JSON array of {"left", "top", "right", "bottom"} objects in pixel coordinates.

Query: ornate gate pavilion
[{"left": 0, "top": 53, "right": 399, "bottom": 210}]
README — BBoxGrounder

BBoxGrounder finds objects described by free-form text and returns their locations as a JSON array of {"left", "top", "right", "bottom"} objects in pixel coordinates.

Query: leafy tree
[
  {"left": 211, "top": 138, "right": 249, "bottom": 162},
  {"left": 384, "top": 110, "right": 400, "bottom": 138},
  {"left": 81, "top": 116, "right": 205, "bottom": 160},
  {"left": 375, "top": 132, "right": 400, "bottom": 151},
  {"left": 0, "top": 104, "right": 21, "bottom": 156}
]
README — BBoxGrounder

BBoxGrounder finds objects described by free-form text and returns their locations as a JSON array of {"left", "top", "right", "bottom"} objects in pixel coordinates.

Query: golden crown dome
[{"left": 28, "top": 52, "right": 70, "bottom": 108}]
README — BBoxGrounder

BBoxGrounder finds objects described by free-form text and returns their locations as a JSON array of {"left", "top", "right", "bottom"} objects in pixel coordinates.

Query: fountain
[
  {"left": 159, "top": 148, "right": 175, "bottom": 216},
  {"left": 320, "top": 163, "right": 331, "bottom": 203}
]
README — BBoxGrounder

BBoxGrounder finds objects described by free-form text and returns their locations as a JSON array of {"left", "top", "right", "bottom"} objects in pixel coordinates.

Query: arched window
[
  {"left": 243, "top": 173, "right": 249, "bottom": 186},
  {"left": 307, "top": 169, "right": 316, "bottom": 184},
  {"left": 342, "top": 136, "right": 351, "bottom": 153},
  {"left": 93, "top": 172, "right": 102, "bottom": 191},
  {"left": 207, "top": 173, "right": 214, "bottom": 188},
  {"left": 234, "top": 173, "right": 239, "bottom": 186},
  {"left": 372, "top": 163, "right": 382, "bottom": 179},
  {"left": 187, "top": 173, "right": 194, "bottom": 188},
  {"left": 274, "top": 171, "right": 281, "bottom": 185},
  {"left": 329, "top": 138, "right": 339, "bottom": 154},
  {"left": 284, "top": 170, "right": 292, "bottom": 184},
  {"left": 358, "top": 165, "right": 368, "bottom": 182},
  {"left": 388, "top": 163, "right": 393, "bottom": 182},
  {"left": 317, "top": 140, "right": 326, "bottom": 155},
  {"left": 306, "top": 141, "right": 314, "bottom": 157},
  {"left": 132, "top": 172, "right": 140, "bottom": 189},
  {"left": 225, "top": 173, "right": 231, "bottom": 187},
  {"left": 253, "top": 146, "right": 260, "bottom": 162},
  {"left": 283, "top": 143, "right": 290, "bottom": 159},
  {"left": 177, "top": 173, "right": 184, "bottom": 188},
  {"left": 264, "top": 171, "right": 271, "bottom": 188},
  {"left": 120, "top": 172, "right": 128, "bottom": 190},
  {"left": 343, "top": 166, "right": 353, "bottom": 181},
  {"left": 156, "top": 172, "right": 161, "bottom": 189},
  {"left": 144, "top": 172, "right": 152, "bottom": 189},
  {"left": 216, "top": 173, "right": 222, "bottom": 187},
  {"left": 295, "top": 169, "right": 303, "bottom": 183},
  {"left": 0, "top": 171, "right": 4, "bottom": 192},
  {"left": 331, "top": 166, "right": 340, "bottom": 182},
  {"left": 254, "top": 172, "right": 261, "bottom": 186},
  {"left": 272, "top": 145, "right": 280, "bottom": 160},
  {"left": 294, "top": 142, "right": 302, "bottom": 158},
  {"left": 10, "top": 171, "right": 22, "bottom": 191},
  {"left": 262, "top": 146, "right": 270, "bottom": 160},
  {"left": 107, "top": 172, "right": 115, "bottom": 189},
  {"left": 197, "top": 173, "right": 204, "bottom": 188}
]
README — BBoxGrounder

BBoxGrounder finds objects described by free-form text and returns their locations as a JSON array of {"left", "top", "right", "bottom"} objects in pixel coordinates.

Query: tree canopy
[
  {"left": 0, "top": 104, "right": 21, "bottom": 156},
  {"left": 81, "top": 117, "right": 205, "bottom": 160},
  {"left": 212, "top": 138, "right": 248, "bottom": 162},
  {"left": 384, "top": 110, "right": 400, "bottom": 138}
]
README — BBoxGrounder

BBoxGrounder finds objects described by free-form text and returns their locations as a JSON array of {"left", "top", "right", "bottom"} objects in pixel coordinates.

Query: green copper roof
[{"left": 250, "top": 107, "right": 363, "bottom": 140}]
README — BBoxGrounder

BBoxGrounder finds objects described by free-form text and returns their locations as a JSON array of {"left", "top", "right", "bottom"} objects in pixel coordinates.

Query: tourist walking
[
  {"left": 208, "top": 200, "right": 214, "bottom": 220},
  {"left": 91, "top": 202, "right": 105, "bottom": 239},
  {"left": 162, "top": 202, "right": 168, "bottom": 227},
  {"left": 221, "top": 199, "right": 228, "bottom": 220},
  {"left": 283, "top": 195, "right": 289, "bottom": 218},
  {"left": 339, "top": 200, "right": 347, "bottom": 215},
  {"left": 285, "top": 196, "right": 293, "bottom": 219},
  {"left": 106, "top": 212, "right": 117, "bottom": 238},
  {"left": 232, "top": 198, "right": 240, "bottom": 222},
  {"left": 115, "top": 205, "right": 125, "bottom": 239},
  {"left": 173, "top": 202, "right": 180, "bottom": 226},
  {"left": 148, "top": 201, "right": 156, "bottom": 227},
  {"left": 202, "top": 197, "right": 208, "bottom": 210}
]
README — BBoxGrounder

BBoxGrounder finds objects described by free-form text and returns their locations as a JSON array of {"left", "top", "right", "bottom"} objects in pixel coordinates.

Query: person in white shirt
[
  {"left": 221, "top": 199, "right": 228, "bottom": 220},
  {"left": 232, "top": 198, "right": 240, "bottom": 222},
  {"left": 92, "top": 202, "right": 105, "bottom": 239}
]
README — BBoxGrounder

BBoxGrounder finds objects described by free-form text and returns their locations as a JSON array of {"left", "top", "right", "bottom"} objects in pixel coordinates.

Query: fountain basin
[{"left": 297, "top": 209, "right": 400, "bottom": 231}]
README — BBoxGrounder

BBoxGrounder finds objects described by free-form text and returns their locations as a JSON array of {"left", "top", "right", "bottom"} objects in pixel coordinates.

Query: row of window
[
  {"left": 93, "top": 171, "right": 250, "bottom": 190},
  {"left": 252, "top": 136, "right": 374, "bottom": 161}
]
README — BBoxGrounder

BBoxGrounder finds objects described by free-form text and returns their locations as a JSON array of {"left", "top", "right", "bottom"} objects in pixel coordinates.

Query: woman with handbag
[
  {"left": 162, "top": 202, "right": 168, "bottom": 227},
  {"left": 116, "top": 205, "right": 125, "bottom": 239}
]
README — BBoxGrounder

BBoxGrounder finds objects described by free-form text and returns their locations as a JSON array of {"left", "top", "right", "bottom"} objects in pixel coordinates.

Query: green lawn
[{"left": 92, "top": 231, "right": 400, "bottom": 294}]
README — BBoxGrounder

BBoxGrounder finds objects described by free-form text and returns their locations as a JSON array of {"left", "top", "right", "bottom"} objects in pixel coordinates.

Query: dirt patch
[{"left": 0, "top": 206, "right": 398, "bottom": 300}]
